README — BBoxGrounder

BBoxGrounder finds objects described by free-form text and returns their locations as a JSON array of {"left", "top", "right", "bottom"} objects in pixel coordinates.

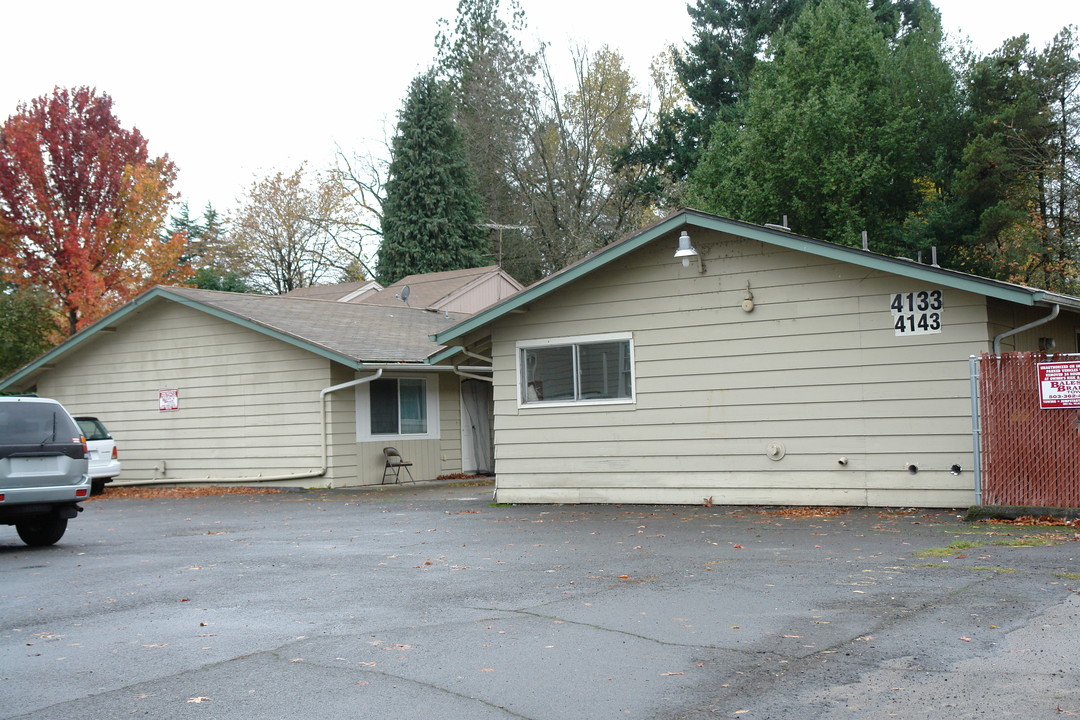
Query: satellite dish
[{"left": 399, "top": 285, "right": 410, "bottom": 304}]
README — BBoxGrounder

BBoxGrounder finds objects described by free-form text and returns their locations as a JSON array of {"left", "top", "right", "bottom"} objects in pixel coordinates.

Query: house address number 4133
[{"left": 890, "top": 290, "right": 943, "bottom": 336}]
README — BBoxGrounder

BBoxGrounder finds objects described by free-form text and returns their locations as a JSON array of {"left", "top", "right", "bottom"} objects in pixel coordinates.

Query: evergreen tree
[
  {"left": 618, "top": 0, "right": 811, "bottom": 206},
  {"left": 0, "top": 284, "right": 59, "bottom": 377},
  {"left": 377, "top": 71, "right": 488, "bottom": 284},
  {"left": 435, "top": 0, "right": 537, "bottom": 252},
  {"left": 948, "top": 30, "right": 1080, "bottom": 290},
  {"left": 190, "top": 268, "right": 252, "bottom": 293},
  {"left": 689, "top": 0, "right": 957, "bottom": 255},
  {"left": 623, "top": 0, "right": 939, "bottom": 208},
  {"left": 164, "top": 202, "right": 253, "bottom": 292}
]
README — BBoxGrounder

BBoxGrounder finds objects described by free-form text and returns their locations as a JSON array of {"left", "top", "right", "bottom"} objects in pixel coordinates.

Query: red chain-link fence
[{"left": 977, "top": 352, "right": 1080, "bottom": 507}]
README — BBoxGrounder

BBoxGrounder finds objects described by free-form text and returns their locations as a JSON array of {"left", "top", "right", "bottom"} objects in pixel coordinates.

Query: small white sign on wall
[
  {"left": 890, "top": 290, "right": 943, "bottom": 336},
  {"left": 159, "top": 389, "right": 179, "bottom": 411}
]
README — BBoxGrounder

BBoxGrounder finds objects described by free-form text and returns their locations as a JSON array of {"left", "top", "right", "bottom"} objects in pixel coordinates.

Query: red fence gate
[{"left": 976, "top": 352, "right": 1080, "bottom": 507}]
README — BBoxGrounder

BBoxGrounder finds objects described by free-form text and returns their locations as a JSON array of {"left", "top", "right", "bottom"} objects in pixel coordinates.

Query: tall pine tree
[
  {"left": 435, "top": 0, "right": 537, "bottom": 257},
  {"left": 377, "top": 71, "right": 488, "bottom": 284}
]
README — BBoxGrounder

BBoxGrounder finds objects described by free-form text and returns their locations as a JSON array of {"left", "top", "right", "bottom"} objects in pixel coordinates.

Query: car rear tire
[
  {"left": 16, "top": 517, "right": 68, "bottom": 546},
  {"left": 91, "top": 478, "right": 106, "bottom": 495}
]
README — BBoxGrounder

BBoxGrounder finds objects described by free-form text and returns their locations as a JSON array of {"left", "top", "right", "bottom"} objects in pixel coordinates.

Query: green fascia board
[
  {"left": 433, "top": 210, "right": 1075, "bottom": 346},
  {"left": 0, "top": 287, "right": 364, "bottom": 391},
  {"left": 689, "top": 213, "right": 1060, "bottom": 307},
  {"left": 426, "top": 345, "right": 465, "bottom": 366}
]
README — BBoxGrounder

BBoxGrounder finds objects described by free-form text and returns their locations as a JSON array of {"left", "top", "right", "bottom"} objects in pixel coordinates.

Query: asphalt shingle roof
[
  {"left": 357, "top": 266, "right": 502, "bottom": 308},
  {"left": 281, "top": 280, "right": 380, "bottom": 301},
  {"left": 165, "top": 287, "right": 466, "bottom": 363}
]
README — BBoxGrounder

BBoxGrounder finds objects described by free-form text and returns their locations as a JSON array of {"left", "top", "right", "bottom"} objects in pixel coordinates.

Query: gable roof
[
  {"left": 1, "top": 286, "right": 468, "bottom": 390},
  {"left": 430, "top": 208, "right": 1080, "bottom": 354},
  {"left": 282, "top": 280, "right": 382, "bottom": 302},
  {"left": 359, "top": 266, "right": 523, "bottom": 310}
]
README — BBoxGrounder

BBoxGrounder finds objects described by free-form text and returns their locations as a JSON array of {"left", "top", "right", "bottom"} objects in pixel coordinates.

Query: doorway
[{"left": 460, "top": 379, "right": 494, "bottom": 474}]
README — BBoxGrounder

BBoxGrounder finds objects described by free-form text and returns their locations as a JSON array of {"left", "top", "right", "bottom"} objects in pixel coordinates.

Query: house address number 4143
[{"left": 890, "top": 290, "right": 943, "bottom": 336}]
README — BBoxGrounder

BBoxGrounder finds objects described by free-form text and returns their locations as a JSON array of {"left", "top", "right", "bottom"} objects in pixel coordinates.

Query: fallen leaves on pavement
[
  {"left": 756, "top": 507, "right": 851, "bottom": 518},
  {"left": 88, "top": 486, "right": 284, "bottom": 500}
]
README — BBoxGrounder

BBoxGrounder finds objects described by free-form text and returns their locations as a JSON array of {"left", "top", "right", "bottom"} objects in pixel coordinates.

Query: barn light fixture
[{"left": 674, "top": 231, "right": 703, "bottom": 273}]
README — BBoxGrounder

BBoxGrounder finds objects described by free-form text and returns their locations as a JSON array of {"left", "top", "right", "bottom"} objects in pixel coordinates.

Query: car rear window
[
  {"left": 76, "top": 418, "right": 111, "bottom": 441},
  {"left": 0, "top": 403, "right": 82, "bottom": 445}
]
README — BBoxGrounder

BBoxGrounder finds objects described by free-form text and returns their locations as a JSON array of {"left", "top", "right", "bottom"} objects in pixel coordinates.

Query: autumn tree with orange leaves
[{"left": 0, "top": 86, "right": 191, "bottom": 335}]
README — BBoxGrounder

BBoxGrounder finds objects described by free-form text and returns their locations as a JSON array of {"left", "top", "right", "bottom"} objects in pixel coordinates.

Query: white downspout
[
  {"left": 993, "top": 304, "right": 1060, "bottom": 353},
  {"left": 112, "top": 369, "right": 384, "bottom": 487},
  {"left": 453, "top": 367, "right": 494, "bottom": 383},
  {"left": 454, "top": 350, "right": 494, "bottom": 383},
  {"left": 317, "top": 369, "right": 385, "bottom": 484},
  {"left": 461, "top": 349, "right": 493, "bottom": 364}
]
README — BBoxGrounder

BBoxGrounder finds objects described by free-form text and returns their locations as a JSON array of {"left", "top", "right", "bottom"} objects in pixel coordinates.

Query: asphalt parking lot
[{"left": 2, "top": 481, "right": 1078, "bottom": 720}]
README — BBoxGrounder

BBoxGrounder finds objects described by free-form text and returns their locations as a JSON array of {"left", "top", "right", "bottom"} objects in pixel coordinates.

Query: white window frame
[
  {"left": 355, "top": 373, "right": 441, "bottom": 441},
  {"left": 516, "top": 332, "right": 636, "bottom": 408}
]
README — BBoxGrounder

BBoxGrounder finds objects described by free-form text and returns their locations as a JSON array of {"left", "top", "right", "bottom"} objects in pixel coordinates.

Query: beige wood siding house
[
  {"left": 433, "top": 210, "right": 1080, "bottom": 507},
  {"left": 1, "top": 286, "right": 488, "bottom": 488}
]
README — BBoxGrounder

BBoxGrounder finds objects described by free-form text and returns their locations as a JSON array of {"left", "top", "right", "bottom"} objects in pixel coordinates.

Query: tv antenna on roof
[
  {"left": 395, "top": 285, "right": 410, "bottom": 306},
  {"left": 482, "top": 222, "right": 532, "bottom": 268}
]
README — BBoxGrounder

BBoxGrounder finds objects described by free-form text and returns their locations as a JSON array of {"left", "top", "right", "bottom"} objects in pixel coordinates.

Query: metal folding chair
[{"left": 382, "top": 446, "right": 415, "bottom": 484}]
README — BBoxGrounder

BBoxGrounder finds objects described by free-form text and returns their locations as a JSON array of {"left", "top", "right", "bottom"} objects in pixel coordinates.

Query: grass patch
[
  {"left": 916, "top": 534, "right": 1066, "bottom": 556},
  {"left": 914, "top": 562, "right": 1017, "bottom": 574},
  {"left": 991, "top": 537, "right": 1056, "bottom": 547},
  {"left": 1053, "top": 572, "right": 1080, "bottom": 580},
  {"left": 914, "top": 540, "right": 985, "bottom": 557}
]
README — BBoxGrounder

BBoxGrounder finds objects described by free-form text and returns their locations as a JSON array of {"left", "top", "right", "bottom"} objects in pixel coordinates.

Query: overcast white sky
[{"left": 2, "top": 0, "right": 1075, "bottom": 215}]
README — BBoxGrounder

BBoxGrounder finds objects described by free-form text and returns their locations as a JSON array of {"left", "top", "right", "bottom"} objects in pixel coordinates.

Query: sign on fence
[{"left": 1037, "top": 361, "right": 1080, "bottom": 409}]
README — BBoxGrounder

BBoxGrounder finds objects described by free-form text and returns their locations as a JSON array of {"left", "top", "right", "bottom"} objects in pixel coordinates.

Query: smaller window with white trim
[
  {"left": 370, "top": 377, "right": 427, "bottom": 434},
  {"left": 518, "top": 333, "right": 634, "bottom": 406},
  {"left": 356, "top": 375, "right": 440, "bottom": 441}
]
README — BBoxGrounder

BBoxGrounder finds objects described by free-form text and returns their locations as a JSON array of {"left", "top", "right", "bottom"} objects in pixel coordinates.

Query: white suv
[
  {"left": 0, "top": 396, "right": 91, "bottom": 546},
  {"left": 74, "top": 417, "right": 121, "bottom": 494}
]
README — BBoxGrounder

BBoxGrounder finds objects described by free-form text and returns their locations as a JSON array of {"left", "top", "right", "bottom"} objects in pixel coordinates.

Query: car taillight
[
  {"left": 76, "top": 488, "right": 89, "bottom": 498},
  {"left": 80, "top": 435, "right": 88, "bottom": 457},
  {"left": 112, "top": 446, "right": 118, "bottom": 460}
]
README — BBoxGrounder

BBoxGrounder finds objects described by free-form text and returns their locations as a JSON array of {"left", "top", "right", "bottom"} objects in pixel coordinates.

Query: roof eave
[
  {"left": 434, "top": 210, "right": 1073, "bottom": 344},
  {"left": 690, "top": 215, "right": 1049, "bottom": 308},
  {"left": 433, "top": 213, "right": 691, "bottom": 344},
  {"left": 0, "top": 287, "right": 372, "bottom": 391}
]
